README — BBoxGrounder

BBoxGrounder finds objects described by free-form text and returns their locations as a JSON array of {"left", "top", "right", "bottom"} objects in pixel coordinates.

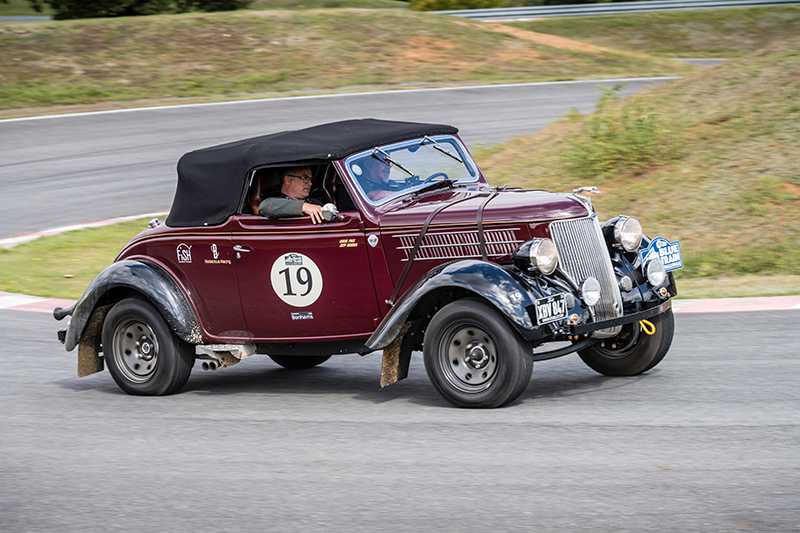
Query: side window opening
[{"left": 244, "top": 164, "right": 357, "bottom": 215}]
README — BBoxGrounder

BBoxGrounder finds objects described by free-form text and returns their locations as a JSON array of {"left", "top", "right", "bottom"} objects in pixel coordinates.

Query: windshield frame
[{"left": 343, "top": 134, "right": 480, "bottom": 206}]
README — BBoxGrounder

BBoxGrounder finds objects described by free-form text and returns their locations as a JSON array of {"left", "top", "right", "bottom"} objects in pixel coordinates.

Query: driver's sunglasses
[{"left": 287, "top": 174, "right": 313, "bottom": 183}]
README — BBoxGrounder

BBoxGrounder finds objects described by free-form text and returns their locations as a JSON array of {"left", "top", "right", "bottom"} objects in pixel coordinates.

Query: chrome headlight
[
  {"left": 581, "top": 277, "right": 601, "bottom": 306},
  {"left": 613, "top": 216, "right": 643, "bottom": 252},
  {"left": 513, "top": 238, "right": 559, "bottom": 275},
  {"left": 645, "top": 255, "right": 668, "bottom": 288}
]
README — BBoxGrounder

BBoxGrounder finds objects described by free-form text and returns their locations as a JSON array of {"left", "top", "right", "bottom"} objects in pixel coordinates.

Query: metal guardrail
[{"left": 435, "top": 0, "right": 799, "bottom": 20}]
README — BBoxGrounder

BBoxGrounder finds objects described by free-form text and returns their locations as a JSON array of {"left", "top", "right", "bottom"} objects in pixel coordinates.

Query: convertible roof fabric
[{"left": 166, "top": 118, "right": 458, "bottom": 227}]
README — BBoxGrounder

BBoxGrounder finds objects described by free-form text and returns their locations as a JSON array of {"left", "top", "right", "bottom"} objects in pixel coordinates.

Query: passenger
[
  {"left": 258, "top": 166, "right": 325, "bottom": 224},
  {"left": 358, "top": 157, "right": 394, "bottom": 202}
]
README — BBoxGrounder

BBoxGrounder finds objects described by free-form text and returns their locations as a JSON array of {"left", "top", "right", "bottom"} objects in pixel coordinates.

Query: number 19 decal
[{"left": 270, "top": 252, "right": 323, "bottom": 307}]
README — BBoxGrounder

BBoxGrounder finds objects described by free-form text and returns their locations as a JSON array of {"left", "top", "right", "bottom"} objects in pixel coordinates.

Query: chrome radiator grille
[
  {"left": 549, "top": 216, "right": 622, "bottom": 337},
  {"left": 395, "top": 228, "right": 523, "bottom": 262}
]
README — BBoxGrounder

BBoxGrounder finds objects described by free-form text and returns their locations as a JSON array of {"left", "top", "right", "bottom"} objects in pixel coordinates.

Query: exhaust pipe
[{"left": 201, "top": 361, "right": 219, "bottom": 371}]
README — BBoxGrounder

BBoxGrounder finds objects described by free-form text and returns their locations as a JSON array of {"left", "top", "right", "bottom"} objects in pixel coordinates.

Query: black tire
[
  {"left": 102, "top": 298, "right": 194, "bottom": 395},
  {"left": 269, "top": 355, "right": 331, "bottom": 369},
  {"left": 578, "top": 308, "right": 675, "bottom": 376},
  {"left": 423, "top": 298, "right": 533, "bottom": 408}
]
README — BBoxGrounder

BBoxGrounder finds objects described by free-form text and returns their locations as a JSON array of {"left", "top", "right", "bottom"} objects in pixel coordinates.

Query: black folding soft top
[{"left": 166, "top": 118, "right": 458, "bottom": 227}]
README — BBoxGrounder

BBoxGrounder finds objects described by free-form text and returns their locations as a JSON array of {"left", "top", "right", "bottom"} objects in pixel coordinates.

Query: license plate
[{"left": 535, "top": 293, "right": 568, "bottom": 325}]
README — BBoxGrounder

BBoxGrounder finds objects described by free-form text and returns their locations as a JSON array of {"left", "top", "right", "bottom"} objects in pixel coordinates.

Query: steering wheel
[{"left": 422, "top": 172, "right": 449, "bottom": 184}]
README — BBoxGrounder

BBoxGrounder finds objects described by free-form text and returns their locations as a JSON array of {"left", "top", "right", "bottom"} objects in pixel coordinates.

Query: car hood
[{"left": 377, "top": 187, "right": 589, "bottom": 229}]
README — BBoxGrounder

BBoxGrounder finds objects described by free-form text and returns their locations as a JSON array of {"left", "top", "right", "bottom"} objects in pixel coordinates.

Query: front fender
[
  {"left": 63, "top": 260, "right": 201, "bottom": 351},
  {"left": 367, "top": 260, "right": 536, "bottom": 350}
]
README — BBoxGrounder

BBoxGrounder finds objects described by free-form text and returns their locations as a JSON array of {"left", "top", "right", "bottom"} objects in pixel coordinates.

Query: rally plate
[{"left": 535, "top": 293, "right": 568, "bottom": 325}]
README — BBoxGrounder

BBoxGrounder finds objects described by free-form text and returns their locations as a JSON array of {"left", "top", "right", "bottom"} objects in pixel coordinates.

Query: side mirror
[{"left": 321, "top": 203, "right": 343, "bottom": 222}]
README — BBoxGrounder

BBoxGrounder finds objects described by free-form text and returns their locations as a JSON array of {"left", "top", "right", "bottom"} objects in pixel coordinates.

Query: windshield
[{"left": 345, "top": 135, "right": 479, "bottom": 205}]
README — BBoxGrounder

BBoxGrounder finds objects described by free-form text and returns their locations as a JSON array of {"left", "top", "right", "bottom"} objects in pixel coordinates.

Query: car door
[{"left": 231, "top": 212, "right": 382, "bottom": 342}]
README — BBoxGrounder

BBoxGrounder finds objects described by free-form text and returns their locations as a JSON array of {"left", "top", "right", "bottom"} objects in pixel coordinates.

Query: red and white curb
[
  {"left": 2, "top": 290, "right": 799, "bottom": 315},
  {"left": 0, "top": 211, "right": 170, "bottom": 249},
  {"left": 0, "top": 291, "right": 77, "bottom": 314}
]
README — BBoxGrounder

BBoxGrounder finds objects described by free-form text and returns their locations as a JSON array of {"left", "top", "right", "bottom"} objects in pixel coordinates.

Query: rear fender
[
  {"left": 63, "top": 260, "right": 202, "bottom": 352},
  {"left": 366, "top": 260, "right": 536, "bottom": 351}
]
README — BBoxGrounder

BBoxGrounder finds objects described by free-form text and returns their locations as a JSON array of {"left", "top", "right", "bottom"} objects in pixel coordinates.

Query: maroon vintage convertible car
[{"left": 55, "top": 119, "right": 680, "bottom": 408}]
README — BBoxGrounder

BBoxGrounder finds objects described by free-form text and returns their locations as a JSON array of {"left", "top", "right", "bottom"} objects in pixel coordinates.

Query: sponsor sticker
[
  {"left": 640, "top": 237, "right": 683, "bottom": 272},
  {"left": 204, "top": 243, "right": 232, "bottom": 265},
  {"left": 177, "top": 244, "right": 192, "bottom": 264}
]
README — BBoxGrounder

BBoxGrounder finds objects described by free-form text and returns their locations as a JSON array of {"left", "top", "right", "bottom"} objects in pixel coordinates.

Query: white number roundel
[{"left": 270, "top": 252, "right": 323, "bottom": 307}]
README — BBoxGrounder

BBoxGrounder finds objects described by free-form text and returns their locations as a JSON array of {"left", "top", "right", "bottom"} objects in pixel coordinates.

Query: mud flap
[
  {"left": 380, "top": 320, "right": 423, "bottom": 388},
  {"left": 77, "top": 304, "right": 111, "bottom": 377}
]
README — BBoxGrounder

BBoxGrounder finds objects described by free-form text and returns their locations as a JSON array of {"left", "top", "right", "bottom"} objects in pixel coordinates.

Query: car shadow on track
[{"left": 56, "top": 352, "right": 657, "bottom": 408}]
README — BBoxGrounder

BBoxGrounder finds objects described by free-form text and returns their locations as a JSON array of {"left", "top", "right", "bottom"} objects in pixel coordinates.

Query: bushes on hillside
[
  {"left": 410, "top": 0, "right": 646, "bottom": 12},
  {"left": 27, "top": 0, "right": 251, "bottom": 19},
  {"left": 561, "top": 85, "right": 685, "bottom": 179},
  {"left": 409, "top": 0, "right": 506, "bottom": 11}
]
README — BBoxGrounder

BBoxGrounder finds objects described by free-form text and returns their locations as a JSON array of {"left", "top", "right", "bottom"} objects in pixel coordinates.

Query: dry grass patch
[
  {"left": 477, "top": 37, "right": 800, "bottom": 280},
  {"left": 0, "top": 9, "right": 694, "bottom": 111}
]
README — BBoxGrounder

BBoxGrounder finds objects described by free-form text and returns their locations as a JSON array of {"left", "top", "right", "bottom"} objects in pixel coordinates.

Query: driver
[
  {"left": 258, "top": 166, "right": 325, "bottom": 224},
  {"left": 358, "top": 157, "right": 394, "bottom": 202}
]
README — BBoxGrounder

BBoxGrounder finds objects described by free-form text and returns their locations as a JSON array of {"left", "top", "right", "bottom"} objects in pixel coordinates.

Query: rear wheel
[
  {"left": 578, "top": 308, "right": 675, "bottom": 376},
  {"left": 269, "top": 355, "right": 331, "bottom": 369},
  {"left": 423, "top": 299, "right": 533, "bottom": 408},
  {"left": 102, "top": 298, "right": 194, "bottom": 395}
]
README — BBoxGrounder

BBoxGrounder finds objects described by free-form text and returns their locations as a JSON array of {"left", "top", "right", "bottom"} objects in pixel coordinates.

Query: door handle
[{"left": 233, "top": 244, "right": 251, "bottom": 259}]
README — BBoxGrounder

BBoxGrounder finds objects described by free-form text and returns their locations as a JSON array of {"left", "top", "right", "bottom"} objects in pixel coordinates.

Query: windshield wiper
[
  {"left": 371, "top": 148, "right": 414, "bottom": 177},
  {"left": 420, "top": 136, "right": 463, "bottom": 163},
  {"left": 410, "top": 179, "right": 455, "bottom": 199}
]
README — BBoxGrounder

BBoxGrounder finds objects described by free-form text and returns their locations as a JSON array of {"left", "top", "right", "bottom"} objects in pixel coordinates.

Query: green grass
[
  {"left": 0, "top": 219, "right": 151, "bottom": 299},
  {"left": 0, "top": 9, "right": 694, "bottom": 113},
  {"left": 476, "top": 36, "right": 800, "bottom": 287},
  {"left": 507, "top": 6, "right": 800, "bottom": 58},
  {"left": 0, "top": 0, "right": 51, "bottom": 16}
]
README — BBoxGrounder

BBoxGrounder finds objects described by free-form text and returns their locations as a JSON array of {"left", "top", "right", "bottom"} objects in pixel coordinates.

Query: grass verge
[
  {"left": 0, "top": 9, "right": 694, "bottom": 112},
  {"left": 506, "top": 6, "right": 800, "bottom": 59},
  {"left": 0, "top": 219, "right": 150, "bottom": 300},
  {"left": 476, "top": 35, "right": 800, "bottom": 288}
]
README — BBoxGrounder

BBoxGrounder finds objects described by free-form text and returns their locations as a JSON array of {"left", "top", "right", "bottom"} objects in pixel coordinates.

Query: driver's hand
[{"left": 303, "top": 202, "right": 324, "bottom": 224}]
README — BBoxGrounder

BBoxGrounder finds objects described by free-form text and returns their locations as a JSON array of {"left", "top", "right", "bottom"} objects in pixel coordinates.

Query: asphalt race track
[
  {"left": 1, "top": 308, "right": 799, "bottom": 532},
  {"left": 1, "top": 81, "right": 799, "bottom": 532},
  {"left": 0, "top": 78, "right": 666, "bottom": 238}
]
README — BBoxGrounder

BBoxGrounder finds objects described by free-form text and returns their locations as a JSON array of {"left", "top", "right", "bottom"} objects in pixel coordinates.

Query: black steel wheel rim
[
  {"left": 111, "top": 318, "right": 160, "bottom": 384},
  {"left": 438, "top": 322, "right": 498, "bottom": 394},
  {"left": 595, "top": 323, "right": 642, "bottom": 359}
]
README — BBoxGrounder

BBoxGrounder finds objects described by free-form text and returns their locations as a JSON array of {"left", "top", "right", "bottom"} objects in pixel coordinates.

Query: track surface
[
  {"left": 1, "top": 309, "right": 799, "bottom": 532},
  {"left": 0, "top": 78, "right": 667, "bottom": 238}
]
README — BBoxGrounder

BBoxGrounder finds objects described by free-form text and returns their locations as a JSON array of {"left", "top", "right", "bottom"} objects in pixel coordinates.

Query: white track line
[{"left": 0, "top": 77, "right": 679, "bottom": 123}]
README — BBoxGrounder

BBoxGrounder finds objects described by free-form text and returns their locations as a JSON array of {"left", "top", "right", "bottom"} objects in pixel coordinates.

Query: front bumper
[{"left": 571, "top": 299, "right": 672, "bottom": 336}]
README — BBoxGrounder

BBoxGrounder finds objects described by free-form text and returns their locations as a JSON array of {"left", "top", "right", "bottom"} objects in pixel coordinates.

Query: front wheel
[
  {"left": 102, "top": 297, "right": 194, "bottom": 395},
  {"left": 578, "top": 308, "right": 675, "bottom": 376},
  {"left": 423, "top": 299, "right": 533, "bottom": 408}
]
